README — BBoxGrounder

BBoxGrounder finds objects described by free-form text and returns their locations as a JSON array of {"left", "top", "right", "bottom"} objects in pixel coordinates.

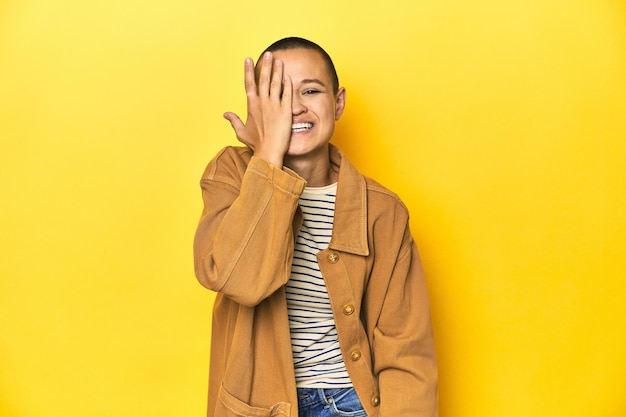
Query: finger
[
  {"left": 243, "top": 58, "right": 257, "bottom": 97},
  {"left": 269, "top": 59, "right": 284, "bottom": 100},
  {"left": 281, "top": 74, "right": 292, "bottom": 107},
  {"left": 257, "top": 51, "right": 273, "bottom": 97}
]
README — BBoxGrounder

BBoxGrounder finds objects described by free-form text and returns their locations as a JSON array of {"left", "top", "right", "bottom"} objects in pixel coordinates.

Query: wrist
[{"left": 254, "top": 149, "right": 284, "bottom": 170}]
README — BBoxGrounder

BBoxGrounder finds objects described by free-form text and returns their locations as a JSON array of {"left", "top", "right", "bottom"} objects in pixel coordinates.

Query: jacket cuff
[{"left": 247, "top": 156, "right": 306, "bottom": 196}]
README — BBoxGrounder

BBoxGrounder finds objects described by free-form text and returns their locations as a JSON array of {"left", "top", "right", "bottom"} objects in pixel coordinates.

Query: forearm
[
  {"left": 193, "top": 155, "right": 305, "bottom": 306},
  {"left": 374, "top": 237, "right": 438, "bottom": 416}
]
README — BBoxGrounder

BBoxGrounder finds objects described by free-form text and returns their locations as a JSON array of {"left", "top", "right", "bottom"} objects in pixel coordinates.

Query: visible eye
[{"left": 303, "top": 89, "right": 320, "bottom": 95}]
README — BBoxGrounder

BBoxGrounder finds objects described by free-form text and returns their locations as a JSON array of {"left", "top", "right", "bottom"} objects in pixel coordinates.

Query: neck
[{"left": 284, "top": 147, "right": 338, "bottom": 187}]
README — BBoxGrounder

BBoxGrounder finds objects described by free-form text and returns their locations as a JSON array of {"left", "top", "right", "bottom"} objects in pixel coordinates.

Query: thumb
[
  {"left": 223, "top": 112, "right": 244, "bottom": 132},
  {"left": 223, "top": 112, "right": 253, "bottom": 148}
]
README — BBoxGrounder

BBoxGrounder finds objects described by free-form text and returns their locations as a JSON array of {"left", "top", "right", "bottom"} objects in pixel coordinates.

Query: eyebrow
[{"left": 300, "top": 79, "right": 327, "bottom": 87}]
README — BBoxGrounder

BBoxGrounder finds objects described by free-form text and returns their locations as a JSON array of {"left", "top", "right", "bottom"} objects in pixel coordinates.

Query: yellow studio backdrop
[{"left": 1, "top": 0, "right": 624, "bottom": 416}]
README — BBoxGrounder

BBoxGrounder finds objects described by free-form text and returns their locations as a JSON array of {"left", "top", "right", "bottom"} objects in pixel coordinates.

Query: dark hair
[{"left": 256, "top": 37, "right": 339, "bottom": 95}]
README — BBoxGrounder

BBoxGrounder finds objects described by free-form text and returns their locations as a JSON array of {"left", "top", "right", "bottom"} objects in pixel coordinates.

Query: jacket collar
[{"left": 327, "top": 144, "right": 370, "bottom": 257}]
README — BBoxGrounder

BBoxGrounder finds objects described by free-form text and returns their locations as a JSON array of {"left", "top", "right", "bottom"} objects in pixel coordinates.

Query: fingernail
[{"left": 264, "top": 51, "right": 272, "bottom": 60}]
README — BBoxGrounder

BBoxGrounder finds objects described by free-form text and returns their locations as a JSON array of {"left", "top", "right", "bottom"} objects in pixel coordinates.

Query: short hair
[{"left": 256, "top": 37, "right": 340, "bottom": 95}]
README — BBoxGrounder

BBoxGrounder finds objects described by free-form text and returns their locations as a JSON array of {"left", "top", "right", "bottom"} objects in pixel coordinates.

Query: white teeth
[{"left": 292, "top": 122, "right": 313, "bottom": 132}]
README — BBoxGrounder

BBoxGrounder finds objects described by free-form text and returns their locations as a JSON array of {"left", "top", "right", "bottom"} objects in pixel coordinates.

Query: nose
[{"left": 291, "top": 95, "right": 306, "bottom": 116}]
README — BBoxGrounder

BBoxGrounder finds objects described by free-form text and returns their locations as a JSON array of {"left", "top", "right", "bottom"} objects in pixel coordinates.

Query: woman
[{"left": 194, "top": 36, "right": 438, "bottom": 417}]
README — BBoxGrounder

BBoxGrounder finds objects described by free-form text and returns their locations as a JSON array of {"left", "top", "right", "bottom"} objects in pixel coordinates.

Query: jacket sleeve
[
  {"left": 372, "top": 225, "right": 439, "bottom": 416},
  {"left": 193, "top": 148, "right": 306, "bottom": 306}
]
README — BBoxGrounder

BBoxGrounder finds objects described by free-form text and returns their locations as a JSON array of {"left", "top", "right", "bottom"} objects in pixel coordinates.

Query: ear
[{"left": 334, "top": 87, "right": 346, "bottom": 120}]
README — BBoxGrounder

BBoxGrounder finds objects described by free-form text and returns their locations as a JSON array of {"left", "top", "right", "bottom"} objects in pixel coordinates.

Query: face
[{"left": 271, "top": 48, "right": 346, "bottom": 160}]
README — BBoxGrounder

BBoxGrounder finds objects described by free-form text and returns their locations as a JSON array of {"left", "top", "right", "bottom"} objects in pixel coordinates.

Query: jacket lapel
[{"left": 328, "top": 145, "right": 369, "bottom": 257}]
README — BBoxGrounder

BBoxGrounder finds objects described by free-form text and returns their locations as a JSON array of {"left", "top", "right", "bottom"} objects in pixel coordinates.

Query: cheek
[{"left": 315, "top": 103, "right": 337, "bottom": 123}]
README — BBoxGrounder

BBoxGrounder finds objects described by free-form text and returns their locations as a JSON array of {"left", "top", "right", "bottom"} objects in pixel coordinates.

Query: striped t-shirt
[{"left": 286, "top": 182, "right": 352, "bottom": 388}]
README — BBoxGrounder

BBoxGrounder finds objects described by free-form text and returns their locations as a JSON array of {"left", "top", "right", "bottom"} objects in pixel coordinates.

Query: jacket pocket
[{"left": 216, "top": 383, "right": 292, "bottom": 417}]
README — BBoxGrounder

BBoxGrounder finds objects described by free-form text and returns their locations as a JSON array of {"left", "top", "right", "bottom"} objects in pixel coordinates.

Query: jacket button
[
  {"left": 343, "top": 304, "right": 355, "bottom": 315},
  {"left": 328, "top": 252, "right": 339, "bottom": 263},
  {"left": 371, "top": 395, "right": 380, "bottom": 407},
  {"left": 350, "top": 350, "right": 361, "bottom": 361}
]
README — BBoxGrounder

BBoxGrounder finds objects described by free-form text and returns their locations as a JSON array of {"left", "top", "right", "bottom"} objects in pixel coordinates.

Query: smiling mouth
[{"left": 292, "top": 122, "right": 313, "bottom": 133}]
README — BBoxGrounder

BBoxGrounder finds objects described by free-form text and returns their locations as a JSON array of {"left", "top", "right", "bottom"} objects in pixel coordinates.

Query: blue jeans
[{"left": 297, "top": 387, "right": 367, "bottom": 417}]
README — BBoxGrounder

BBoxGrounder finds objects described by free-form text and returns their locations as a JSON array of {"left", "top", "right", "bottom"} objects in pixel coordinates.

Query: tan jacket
[{"left": 194, "top": 145, "right": 438, "bottom": 416}]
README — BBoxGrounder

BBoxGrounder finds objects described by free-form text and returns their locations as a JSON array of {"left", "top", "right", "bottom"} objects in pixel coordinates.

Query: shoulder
[
  {"left": 362, "top": 175, "right": 415, "bottom": 252},
  {"left": 333, "top": 145, "right": 411, "bottom": 218},
  {"left": 198, "top": 146, "right": 252, "bottom": 192},
  {"left": 200, "top": 145, "right": 251, "bottom": 180},
  {"left": 363, "top": 174, "right": 410, "bottom": 216},
  {"left": 364, "top": 176, "right": 405, "bottom": 205},
  {"left": 364, "top": 176, "right": 411, "bottom": 237},
  {"left": 202, "top": 146, "right": 252, "bottom": 179}
]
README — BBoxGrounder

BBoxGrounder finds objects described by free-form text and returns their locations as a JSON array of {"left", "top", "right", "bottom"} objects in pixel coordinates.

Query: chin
[
  {"left": 286, "top": 141, "right": 310, "bottom": 156},
  {"left": 285, "top": 148, "right": 309, "bottom": 158},
  {"left": 287, "top": 144, "right": 328, "bottom": 157}
]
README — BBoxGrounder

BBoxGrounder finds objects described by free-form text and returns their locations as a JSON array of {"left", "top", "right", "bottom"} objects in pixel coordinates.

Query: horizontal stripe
[{"left": 286, "top": 184, "right": 351, "bottom": 387}]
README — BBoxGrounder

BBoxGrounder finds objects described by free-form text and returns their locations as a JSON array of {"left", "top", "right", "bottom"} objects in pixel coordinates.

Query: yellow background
[{"left": 1, "top": 0, "right": 625, "bottom": 416}]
